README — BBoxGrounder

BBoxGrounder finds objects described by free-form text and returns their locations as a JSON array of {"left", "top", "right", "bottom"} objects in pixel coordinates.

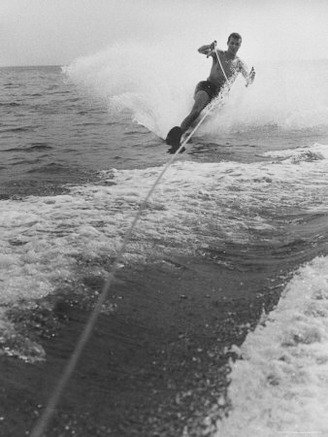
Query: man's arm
[
  {"left": 198, "top": 41, "right": 217, "bottom": 57},
  {"left": 246, "top": 67, "right": 256, "bottom": 86},
  {"left": 239, "top": 60, "right": 256, "bottom": 86}
]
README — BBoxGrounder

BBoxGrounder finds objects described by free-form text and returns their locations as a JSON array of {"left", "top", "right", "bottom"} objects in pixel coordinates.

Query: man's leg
[
  {"left": 165, "top": 90, "right": 211, "bottom": 153},
  {"left": 180, "top": 90, "right": 211, "bottom": 133}
]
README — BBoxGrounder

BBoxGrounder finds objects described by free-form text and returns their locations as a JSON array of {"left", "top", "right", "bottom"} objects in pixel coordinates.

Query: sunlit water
[{"left": 1, "top": 46, "right": 328, "bottom": 435}]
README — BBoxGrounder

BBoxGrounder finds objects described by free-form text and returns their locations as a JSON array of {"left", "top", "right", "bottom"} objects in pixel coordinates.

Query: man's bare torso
[{"left": 207, "top": 50, "right": 244, "bottom": 87}]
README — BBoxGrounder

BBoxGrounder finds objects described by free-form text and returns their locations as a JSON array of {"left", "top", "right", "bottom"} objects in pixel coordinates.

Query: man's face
[{"left": 227, "top": 37, "right": 242, "bottom": 55}]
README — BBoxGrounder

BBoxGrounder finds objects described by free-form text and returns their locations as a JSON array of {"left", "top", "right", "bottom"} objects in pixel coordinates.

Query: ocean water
[{"left": 1, "top": 47, "right": 328, "bottom": 435}]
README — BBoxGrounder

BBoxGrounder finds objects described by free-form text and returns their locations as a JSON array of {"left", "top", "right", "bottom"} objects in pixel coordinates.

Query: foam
[
  {"left": 262, "top": 142, "right": 328, "bottom": 162},
  {"left": 1, "top": 155, "right": 327, "bottom": 303},
  {"left": 0, "top": 152, "right": 327, "bottom": 360},
  {"left": 213, "top": 256, "right": 328, "bottom": 436}
]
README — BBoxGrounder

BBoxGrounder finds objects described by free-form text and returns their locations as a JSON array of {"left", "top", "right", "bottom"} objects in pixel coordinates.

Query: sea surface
[{"left": 1, "top": 53, "right": 328, "bottom": 436}]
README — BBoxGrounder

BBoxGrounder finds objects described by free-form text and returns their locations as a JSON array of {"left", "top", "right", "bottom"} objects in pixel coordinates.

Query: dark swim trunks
[{"left": 194, "top": 80, "right": 221, "bottom": 101}]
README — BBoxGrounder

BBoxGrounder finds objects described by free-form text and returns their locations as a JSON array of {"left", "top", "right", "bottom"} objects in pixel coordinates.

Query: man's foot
[
  {"left": 166, "top": 126, "right": 185, "bottom": 154},
  {"left": 167, "top": 144, "right": 186, "bottom": 154},
  {"left": 166, "top": 126, "right": 182, "bottom": 146}
]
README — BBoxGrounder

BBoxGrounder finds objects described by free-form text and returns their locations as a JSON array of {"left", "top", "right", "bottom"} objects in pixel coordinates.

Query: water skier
[{"left": 166, "top": 33, "right": 256, "bottom": 153}]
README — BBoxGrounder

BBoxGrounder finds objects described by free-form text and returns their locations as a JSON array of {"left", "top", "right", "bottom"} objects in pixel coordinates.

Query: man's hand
[
  {"left": 209, "top": 40, "right": 217, "bottom": 50},
  {"left": 206, "top": 40, "right": 217, "bottom": 57},
  {"left": 246, "top": 67, "right": 256, "bottom": 86}
]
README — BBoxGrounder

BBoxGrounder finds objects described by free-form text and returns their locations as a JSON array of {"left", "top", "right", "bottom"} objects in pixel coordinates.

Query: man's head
[{"left": 227, "top": 33, "right": 242, "bottom": 55}]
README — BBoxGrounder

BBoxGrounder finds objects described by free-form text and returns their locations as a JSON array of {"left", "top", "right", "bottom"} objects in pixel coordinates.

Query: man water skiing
[{"left": 166, "top": 33, "right": 256, "bottom": 153}]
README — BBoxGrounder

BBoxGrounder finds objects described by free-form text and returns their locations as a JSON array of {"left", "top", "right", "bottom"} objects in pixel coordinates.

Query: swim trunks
[{"left": 194, "top": 80, "right": 221, "bottom": 101}]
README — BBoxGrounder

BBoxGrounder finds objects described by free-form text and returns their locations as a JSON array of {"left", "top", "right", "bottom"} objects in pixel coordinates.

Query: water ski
[{"left": 165, "top": 126, "right": 185, "bottom": 154}]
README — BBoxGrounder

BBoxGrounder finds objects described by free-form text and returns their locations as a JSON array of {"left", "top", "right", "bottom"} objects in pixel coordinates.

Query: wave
[
  {"left": 261, "top": 142, "right": 328, "bottom": 163},
  {"left": 1, "top": 143, "right": 53, "bottom": 153},
  {"left": 0, "top": 126, "right": 34, "bottom": 133},
  {"left": 27, "top": 143, "right": 53, "bottom": 151},
  {"left": 0, "top": 102, "right": 21, "bottom": 107},
  {"left": 214, "top": 255, "right": 328, "bottom": 436},
  {"left": 26, "top": 162, "right": 69, "bottom": 174}
]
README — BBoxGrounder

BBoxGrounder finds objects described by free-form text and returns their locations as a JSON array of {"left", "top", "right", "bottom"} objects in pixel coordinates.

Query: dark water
[
  {"left": 0, "top": 66, "right": 166, "bottom": 197},
  {"left": 1, "top": 64, "right": 328, "bottom": 435}
]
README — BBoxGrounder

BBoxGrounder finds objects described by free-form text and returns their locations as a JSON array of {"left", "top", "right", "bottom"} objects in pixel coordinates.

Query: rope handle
[{"left": 206, "top": 40, "right": 217, "bottom": 57}]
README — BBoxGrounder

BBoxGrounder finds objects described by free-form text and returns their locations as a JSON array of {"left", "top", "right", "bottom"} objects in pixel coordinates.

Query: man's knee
[{"left": 194, "top": 91, "right": 211, "bottom": 111}]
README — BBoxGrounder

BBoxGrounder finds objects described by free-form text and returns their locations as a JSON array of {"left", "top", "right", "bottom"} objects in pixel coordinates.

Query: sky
[{"left": 1, "top": 0, "right": 328, "bottom": 67}]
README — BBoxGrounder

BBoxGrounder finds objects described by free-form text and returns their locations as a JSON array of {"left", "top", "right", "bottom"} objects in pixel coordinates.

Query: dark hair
[{"left": 227, "top": 33, "right": 242, "bottom": 43}]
